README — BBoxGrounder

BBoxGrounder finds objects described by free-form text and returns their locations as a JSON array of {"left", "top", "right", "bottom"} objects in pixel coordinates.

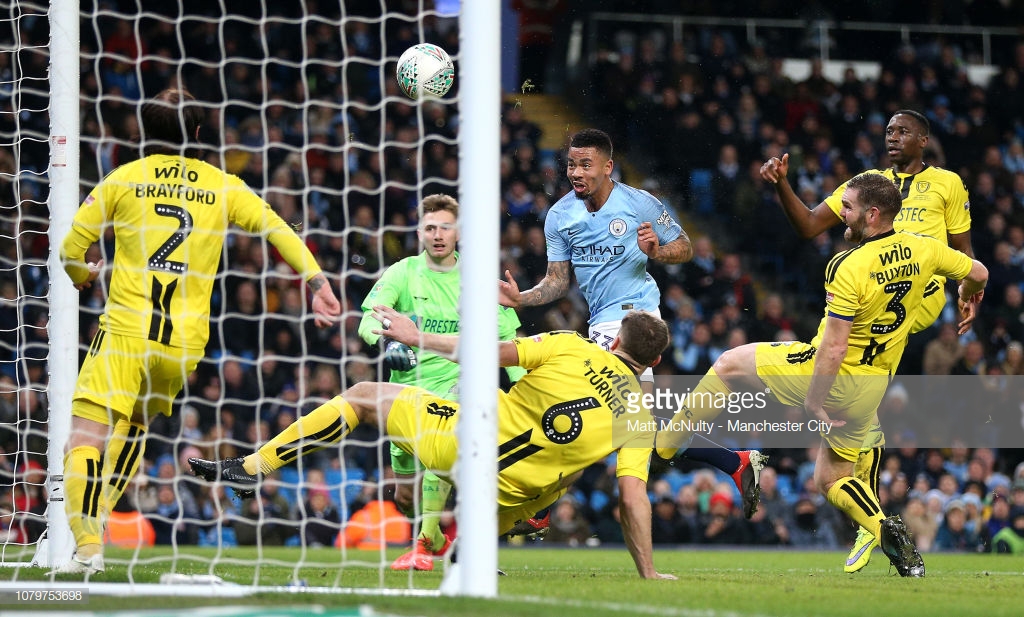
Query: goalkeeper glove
[{"left": 381, "top": 337, "right": 417, "bottom": 371}]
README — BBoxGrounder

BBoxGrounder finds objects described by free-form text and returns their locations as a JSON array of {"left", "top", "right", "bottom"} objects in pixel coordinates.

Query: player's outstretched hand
[
  {"left": 637, "top": 222, "right": 660, "bottom": 258},
  {"left": 310, "top": 274, "right": 341, "bottom": 328},
  {"left": 74, "top": 259, "right": 104, "bottom": 290},
  {"left": 498, "top": 269, "right": 521, "bottom": 309},
  {"left": 760, "top": 153, "right": 790, "bottom": 185},
  {"left": 371, "top": 306, "right": 419, "bottom": 370},
  {"left": 371, "top": 305, "right": 419, "bottom": 346},
  {"left": 956, "top": 289, "right": 984, "bottom": 335}
]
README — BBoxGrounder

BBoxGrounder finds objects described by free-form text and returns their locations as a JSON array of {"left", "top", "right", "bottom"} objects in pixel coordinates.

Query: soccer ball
[{"left": 396, "top": 43, "right": 455, "bottom": 99}]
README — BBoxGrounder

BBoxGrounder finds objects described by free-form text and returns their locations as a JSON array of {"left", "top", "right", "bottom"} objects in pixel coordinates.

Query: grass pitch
[{"left": 2, "top": 546, "right": 1022, "bottom": 616}]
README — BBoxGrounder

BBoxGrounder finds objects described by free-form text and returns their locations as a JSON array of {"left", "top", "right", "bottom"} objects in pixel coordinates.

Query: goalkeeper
[
  {"left": 356, "top": 194, "right": 526, "bottom": 572},
  {"left": 192, "top": 309, "right": 677, "bottom": 579},
  {"left": 57, "top": 88, "right": 341, "bottom": 574}
]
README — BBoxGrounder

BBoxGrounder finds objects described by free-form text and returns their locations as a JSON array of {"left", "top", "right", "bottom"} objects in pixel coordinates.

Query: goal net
[{"left": 2, "top": 0, "right": 500, "bottom": 595}]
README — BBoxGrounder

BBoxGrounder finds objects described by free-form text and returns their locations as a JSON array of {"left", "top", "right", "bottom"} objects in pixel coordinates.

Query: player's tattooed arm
[
  {"left": 308, "top": 273, "right": 327, "bottom": 291},
  {"left": 638, "top": 224, "right": 692, "bottom": 264},
  {"left": 501, "top": 261, "right": 570, "bottom": 309},
  {"left": 308, "top": 272, "right": 341, "bottom": 328},
  {"left": 655, "top": 231, "right": 692, "bottom": 264}
]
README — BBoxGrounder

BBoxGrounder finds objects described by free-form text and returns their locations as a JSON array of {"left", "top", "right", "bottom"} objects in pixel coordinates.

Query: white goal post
[{"left": 1, "top": 0, "right": 500, "bottom": 597}]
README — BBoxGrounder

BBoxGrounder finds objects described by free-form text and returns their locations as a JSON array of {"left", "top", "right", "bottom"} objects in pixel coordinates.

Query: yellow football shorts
[
  {"left": 386, "top": 385, "right": 568, "bottom": 533},
  {"left": 386, "top": 386, "right": 460, "bottom": 480},
  {"left": 755, "top": 341, "right": 889, "bottom": 462},
  {"left": 73, "top": 329, "right": 202, "bottom": 426}
]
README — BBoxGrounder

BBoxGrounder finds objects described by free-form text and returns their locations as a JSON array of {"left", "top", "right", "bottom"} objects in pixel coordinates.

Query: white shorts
[{"left": 589, "top": 313, "right": 659, "bottom": 382}]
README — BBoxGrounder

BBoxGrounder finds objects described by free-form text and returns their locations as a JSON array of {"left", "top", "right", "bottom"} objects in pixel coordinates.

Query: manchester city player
[{"left": 500, "top": 128, "right": 767, "bottom": 518}]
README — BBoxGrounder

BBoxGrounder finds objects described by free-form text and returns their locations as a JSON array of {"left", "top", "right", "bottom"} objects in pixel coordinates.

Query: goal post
[
  {"left": 38, "top": 0, "right": 79, "bottom": 570},
  {"left": 452, "top": 0, "right": 500, "bottom": 598}
]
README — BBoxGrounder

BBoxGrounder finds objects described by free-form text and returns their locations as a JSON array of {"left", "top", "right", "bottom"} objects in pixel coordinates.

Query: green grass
[{"left": 2, "top": 546, "right": 1023, "bottom": 616}]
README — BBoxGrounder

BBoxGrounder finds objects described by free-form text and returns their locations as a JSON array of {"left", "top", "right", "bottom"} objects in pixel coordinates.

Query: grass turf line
[{"left": 1, "top": 547, "right": 1022, "bottom": 616}]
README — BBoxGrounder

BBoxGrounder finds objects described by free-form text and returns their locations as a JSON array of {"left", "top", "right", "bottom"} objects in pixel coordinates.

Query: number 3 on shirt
[{"left": 861, "top": 281, "right": 911, "bottom": 366}]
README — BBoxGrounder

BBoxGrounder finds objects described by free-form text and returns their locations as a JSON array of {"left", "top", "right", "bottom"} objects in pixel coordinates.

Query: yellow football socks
[
  {"left": 245, "top": 396, "right": 359, "bottom": 476},
  {"left": 827, "top": 476, "right": 885, "bottom": 538},
  {"left": 64, "top": 445, "right": 104, "bottom": 547},
  {"left": 101, "top": 419, "right": 146, "bottom": 516}
]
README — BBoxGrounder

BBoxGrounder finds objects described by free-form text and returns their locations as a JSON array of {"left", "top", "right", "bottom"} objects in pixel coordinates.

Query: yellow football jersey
[
  {"left": 815, "top": 230, "right": 973, "bottom": 374},
  {"left": 825, "top": 166, "right": 971, "bottom": 241},
  {"left": 62, "top": 155, "right": 320, "bottom": 349},
  {"left": 496, "top": 331, "right": 656, "bottom": 507}
]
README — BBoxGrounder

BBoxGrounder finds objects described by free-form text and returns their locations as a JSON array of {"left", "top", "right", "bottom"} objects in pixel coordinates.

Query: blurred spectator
[
  {"left": 903, "top": 496, "right": 938, "bottom": 552},
  {"left": 922, "top": 323, "right": 963, "bottom": 375},
  {"left": 299, "top": 485, "right": 341, "bottom": 548},
  {"left": 699, "top": 492, "right": 751, "bottom": 545},
  {"left": 933, "top": 499, "right": 982, "bottom": 552},
  {"left": 992, "top": 508, "right": 1024, "bottom": 554},
  {"left": 674, "top": 322, "right": 720, "bottom": 375},
  {"left": 592, "top": 502, "right": 623, "bottom": 544},
  {"left": 543, "top": 298, "right": 587, "bottom": 335},
  {"left": 708, "top": 254, "right": 756, "bottom": 315},
  {"left": 950, "top": 341, "right": 987, "bottom": 376},
  {"left": 785, "top": 495, "right": 839, "bottom": 549},
  {"left": 146, "top": 484, "right": 198, "bottom": 546},
  {"left": 986, "top": 495, "right": 1013, "bottom": 539},
  {"left": 234, "top": 480, "right": 293, "bottom": 546},
  {"left": 680, "top": 236, "right": 717, "bottom": 306},
  {"left": 545, "top": 496, "right": 592, "bottom": 546},
  {"left": 651, "top": 495, "right": 692, "bottom": 545},
  {"left": 749, "top": 293, "right": 793, "bottom": 342}
]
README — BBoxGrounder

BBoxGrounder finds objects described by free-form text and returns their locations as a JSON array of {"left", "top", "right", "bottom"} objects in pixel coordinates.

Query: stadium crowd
[{"left": 2, "top": 3, "right": 1024, "bottom": 554}]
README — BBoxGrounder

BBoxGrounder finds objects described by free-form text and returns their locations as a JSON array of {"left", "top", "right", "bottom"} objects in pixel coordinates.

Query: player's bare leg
[{"left": 672, "top": 344, "right": 768, "bottom": 518}]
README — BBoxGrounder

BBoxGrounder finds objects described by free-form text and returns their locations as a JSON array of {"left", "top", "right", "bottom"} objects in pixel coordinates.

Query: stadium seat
[
  {"left": 662, "top": 468, "right": 690, "bottom": 495},
  {"left": 277, "top": 467, "right": 301, "bottom": 507},
  {"left": 688, "top": 169, "right": 714, "bottom": 215}
]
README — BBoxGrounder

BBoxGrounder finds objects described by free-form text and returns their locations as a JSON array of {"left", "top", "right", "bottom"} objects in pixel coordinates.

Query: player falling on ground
[
  {"left": 501, "top": 128, "right": 767, "bottom": 518},
  {"left": 57, "top": 88, "right": 340, "bottom": 574},
  {"left": 355, "top": 194, "right": 526, "bottom": 571},
  {"left": 760, "top": 109, "right": 977, "bottom": 572},
  {"left": 658, "top": 172, "right": 987, "bottom": 577},
  {"left": 192, "top": 311, "right": 678, "bottom": 579}
]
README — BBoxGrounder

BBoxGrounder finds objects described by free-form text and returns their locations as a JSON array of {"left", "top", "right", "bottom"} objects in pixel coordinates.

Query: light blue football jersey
[{"left": 545, "top": 182, "right": 682, "bottom": 324}]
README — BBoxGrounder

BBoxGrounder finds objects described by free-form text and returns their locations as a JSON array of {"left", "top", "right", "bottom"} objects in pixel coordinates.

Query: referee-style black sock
[{"left": 681, "top": 435, "right": 742, "bottom": 474}]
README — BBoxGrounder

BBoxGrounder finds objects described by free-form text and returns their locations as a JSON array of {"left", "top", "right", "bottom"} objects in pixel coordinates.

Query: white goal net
[
  {"left": 1, "top": 0, "right": 501, "bottom": 595},
  {"left": 1, "top": 0, "right": 52, "bottom": 563}
]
